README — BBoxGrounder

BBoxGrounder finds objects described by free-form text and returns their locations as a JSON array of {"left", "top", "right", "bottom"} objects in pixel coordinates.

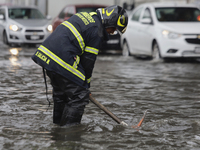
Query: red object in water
[{"left": 132, "top": 110, "right": 148, "bottom": 128}]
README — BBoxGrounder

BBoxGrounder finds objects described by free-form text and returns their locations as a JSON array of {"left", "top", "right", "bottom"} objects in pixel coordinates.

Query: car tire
[
  {"left": 3, "top": 31, "right": 9, "bottom": 45},
  {"left": 152, "top": 42, "right": 162, "bottom": 60},
  {"left": 122, "top": 41, "right": 130, "bottom": 56}
]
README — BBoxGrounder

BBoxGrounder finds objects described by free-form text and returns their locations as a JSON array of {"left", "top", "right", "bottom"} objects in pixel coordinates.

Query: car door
[
  {"left": 126, "top": 6, "right": 144, "bottom": 55},
  {"left": 137, "top": 7, "right": 154, "bottom": 56}
]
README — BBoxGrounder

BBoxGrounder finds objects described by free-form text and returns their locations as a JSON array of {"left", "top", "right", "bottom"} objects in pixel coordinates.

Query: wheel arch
[
  {"left": 121, "top": 37, "right": 131, "bottom": 56},
  {"left": 151, "top": 39, "right": 157, "bottom": 51},
  {"left": 121, "top": 38, "right": 127, "bottom": 48},
  {"left": 152, "top": 39, "right": 163, "bottom": 58},
  {"left": 3, "top": 29, "right": 9, "bottom": 45}
]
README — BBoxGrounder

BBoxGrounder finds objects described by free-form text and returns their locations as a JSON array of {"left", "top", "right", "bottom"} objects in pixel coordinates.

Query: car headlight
[
  {"left": 9, "top": 25, "right": 22, "bottom": 31},
  {"left": 46, "top": 25, "right": 53, "bottom": 33},
  {"left": 162, "top": 30, "right": 181, "bottom": 39}
]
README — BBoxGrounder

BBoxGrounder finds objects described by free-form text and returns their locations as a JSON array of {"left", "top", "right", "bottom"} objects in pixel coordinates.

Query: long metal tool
[
  {"left": 89, "top": 94, "right": 148, "bottom": 127},
  {"left": 89, "top": 94, "right": 128, "bottom": 126}
]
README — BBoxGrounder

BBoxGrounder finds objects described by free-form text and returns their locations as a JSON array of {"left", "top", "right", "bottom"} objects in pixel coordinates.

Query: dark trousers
[{"left": 46, "top": 70, "right": 90, "bottom": 126}]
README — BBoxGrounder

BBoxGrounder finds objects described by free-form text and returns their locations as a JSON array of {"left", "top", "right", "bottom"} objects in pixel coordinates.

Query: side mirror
[
  {"left": 0, "top": 14, "right": 5, "bottom": 20},
  {"left": 141, "top": 18, "right": 152, "bottom": 24}
]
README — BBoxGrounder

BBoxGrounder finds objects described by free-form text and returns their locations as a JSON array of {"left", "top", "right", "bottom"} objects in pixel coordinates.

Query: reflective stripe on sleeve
[
  {"left": 61, "top": 21, "right": 85, "bottom": 53},
  {"left": 87, "top": 78, "right": 91, "bottom": 83},
  {"left": 38, "top": 45, "right": 85, "bottom": 81},
  {"left": 85, "top": 46, "right": 99, "bottom": 55},
  {"left": 73, "top": 55, "right": 80, "bottom": 69}
]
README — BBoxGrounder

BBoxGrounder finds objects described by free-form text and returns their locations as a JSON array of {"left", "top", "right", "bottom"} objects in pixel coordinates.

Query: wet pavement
[{"left": 1, "top": 44, "right": 200, "bottom": 150}]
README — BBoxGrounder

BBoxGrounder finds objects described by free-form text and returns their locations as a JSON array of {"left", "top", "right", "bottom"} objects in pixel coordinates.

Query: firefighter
[{"left": 31, "top": 5, "right": 128, "bottom": 126}]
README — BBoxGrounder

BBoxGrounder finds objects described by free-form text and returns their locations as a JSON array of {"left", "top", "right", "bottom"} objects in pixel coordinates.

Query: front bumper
[
  {"left": 7, "top": 27, "right": 52, "bottom": 44},
  {"left": 159, "top": 34, "right": 200, "bottom": 58}
]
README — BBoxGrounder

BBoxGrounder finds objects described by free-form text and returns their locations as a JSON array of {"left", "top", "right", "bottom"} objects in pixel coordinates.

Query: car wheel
[
  {"left": 152, "top": 42, "right": 161, "bottom": 60},
  {"left": 122, "top": 41, "right": 130, "bottom": 56},
  {"left": 3, "top": 31, "right": 9, "bottom": 45}
]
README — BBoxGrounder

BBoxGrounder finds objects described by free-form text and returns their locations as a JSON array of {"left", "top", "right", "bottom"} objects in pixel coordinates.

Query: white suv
[{"left": 121, "top": 2, "right": 200, "bottom": 60}]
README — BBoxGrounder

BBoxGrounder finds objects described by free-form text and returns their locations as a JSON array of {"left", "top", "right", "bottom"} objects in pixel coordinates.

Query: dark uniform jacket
[{"left": 32, "top": 11, "right": 109, "bottom": 88}]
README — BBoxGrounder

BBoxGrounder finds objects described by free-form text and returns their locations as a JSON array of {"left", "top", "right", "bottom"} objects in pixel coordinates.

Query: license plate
[
  {"left": 107, "top": 39, "right": 119, "bottom": 44},
  {"left": 30, "top": 35, "right": 39, "bottom": 40},
  {"left": 195, "top": 47, "right": 200, "bottom": 53}
]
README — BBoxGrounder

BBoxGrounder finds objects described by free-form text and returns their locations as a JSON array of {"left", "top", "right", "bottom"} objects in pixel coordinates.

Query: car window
[
  {"left": 58, "top": 6, "right": 75, "bottom": 18},
  {"left": 0, "top": 8, "right": 5, "bottom": 16},
  {"left": 141, "top": 8, "right": 153, "bottom": 24},
  {"left": 131, "top": 7, "right": 143, "bottom": 21},
  {"left": 66, "top": 6, "right": 75, "bottom": 17},
  {"left": 156, "top": 7, "right": 200, "bottom": 22},
  {"left": 142, "top": 8, "right": 151, "bottom": 19},
  {"left": 8, "top": 8, "right": 45, "bottom": 19},
  {"left": 58, "top": 7, "right": 69, "bottom": 19},
  {"left": 76, "top": 7, "right": 99, "bottom": 13}
]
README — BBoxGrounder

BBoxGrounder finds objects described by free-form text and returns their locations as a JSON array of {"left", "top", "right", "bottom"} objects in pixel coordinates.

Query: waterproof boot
[
  {"left": 53, "top": 100, "right": 65, "bottom": 124},
  {"left": 60, "top": 104, "right": 85, "bottom": 126}
]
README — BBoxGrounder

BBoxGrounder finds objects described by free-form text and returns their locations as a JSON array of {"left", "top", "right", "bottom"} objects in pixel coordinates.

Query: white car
[
  {"left": 0, "top": 6, "right": 53, "bottom": 46},
  {"left": 121, "top": 2, "right": 200, "bottom": 60}
]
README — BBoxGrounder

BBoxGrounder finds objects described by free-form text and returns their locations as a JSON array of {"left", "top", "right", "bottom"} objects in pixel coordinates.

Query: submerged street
[{"left": 0, "top": 44, "right": 200, "bottom": 149}]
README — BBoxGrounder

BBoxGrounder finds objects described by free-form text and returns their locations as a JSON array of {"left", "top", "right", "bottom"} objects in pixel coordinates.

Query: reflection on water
[
  {"left": 8, "top": 48, "right": 21, "bottom": 71},
  {"left": 9, "top": 56, "right": 21, "bottom": 67},
  {"left": 10, "top": 48, "right": 20, "bottom": 56},
  {"left": 0, "top": 47, "right": 200, "bottom": 149}
]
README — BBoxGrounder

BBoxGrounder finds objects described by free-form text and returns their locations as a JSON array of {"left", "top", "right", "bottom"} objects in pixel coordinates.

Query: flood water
[{"left": 1, "top": 44, "right": 200, "bottom": 150}]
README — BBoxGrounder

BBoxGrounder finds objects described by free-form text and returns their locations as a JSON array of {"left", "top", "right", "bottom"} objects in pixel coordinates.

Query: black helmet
[{"left": 97, "top": 5, "right": 128, "bottom": 34}]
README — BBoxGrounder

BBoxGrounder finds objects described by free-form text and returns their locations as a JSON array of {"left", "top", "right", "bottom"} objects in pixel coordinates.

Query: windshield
[
  {"left": 8, "top": 8, "right": 45, "bottom": 19},
  {"left": 156, "top": 7, "right": 200, "bottom": 22},
  {"left": 76, "top": 7, "right": 100, "bottom": 12}
]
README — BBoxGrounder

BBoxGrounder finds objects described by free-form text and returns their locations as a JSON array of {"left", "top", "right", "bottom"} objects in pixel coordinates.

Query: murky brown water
[{"left": 1, "top": 45, "right": 200, "bottom": 150}]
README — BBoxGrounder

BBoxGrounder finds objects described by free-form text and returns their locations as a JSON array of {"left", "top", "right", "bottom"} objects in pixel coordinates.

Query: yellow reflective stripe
[
  {"left": 87, "top": 78, "right": 91, "bottom": 83},
  {"left": 38, "top": 45, "right": 85, "bottom": 81},
  {"left": 85, "top": 46, "right": 99, "bottom": 55},
  {"left": 106, "top": 9, "right": 114, "bottom": 16},
  {"left": 61, "top": 21, "right": 85, "bottom": 53},
  {"left": 89, "top": 12, "right": 97, "bottom": 16},
  {"left": 102, "top": 8, "right": 105, "bottom": 14},
  {"left": 117, "top": 15, "right": 125, "bottom": 27},
  {"left": 73, "top": 55, "right": 80, "bottom": 69}
]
